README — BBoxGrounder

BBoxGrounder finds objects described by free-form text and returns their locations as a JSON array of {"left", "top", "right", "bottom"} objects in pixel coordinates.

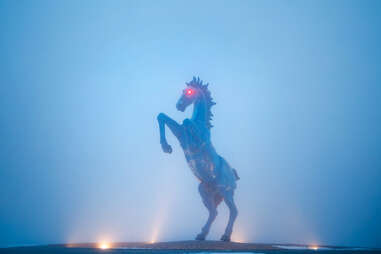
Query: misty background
[{"left": 1, "top": 0, "right": 380, "bottom": 249}]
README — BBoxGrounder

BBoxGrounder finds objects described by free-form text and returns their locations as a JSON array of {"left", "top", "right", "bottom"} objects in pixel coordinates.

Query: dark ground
[{"left": 0, "top": 241, "right": 380, "bottom": 254}]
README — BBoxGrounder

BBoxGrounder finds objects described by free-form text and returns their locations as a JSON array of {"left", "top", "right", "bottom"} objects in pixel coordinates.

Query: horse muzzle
[{"left": 176, "top": 102, "right": 186, "bottom": 112}]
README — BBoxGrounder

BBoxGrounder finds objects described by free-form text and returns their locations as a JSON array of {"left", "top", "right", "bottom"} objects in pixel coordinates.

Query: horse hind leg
[
  {"left": 215, "top": 193, "right": 223, "bottom": 207},
  {"left": 220, "top": 189, "right": 238, "bottom": 242},
  {"left": 196, "top": 183, "right": 219, "bottom": 241}
]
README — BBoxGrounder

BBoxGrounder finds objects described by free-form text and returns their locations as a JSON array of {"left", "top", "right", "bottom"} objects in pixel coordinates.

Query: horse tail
[
  {"left": 232, "top": 168, "right": 240, "bottom": 181},
  {"left": 218, "top": 156, "right": 240, "bottom": 182}
]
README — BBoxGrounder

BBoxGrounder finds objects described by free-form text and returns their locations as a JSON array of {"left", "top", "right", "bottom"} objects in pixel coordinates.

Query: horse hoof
[
  {"left": 220, "top": 234, "right": 231, "bottom": 242},
  {"left": 195, "top": 233, "right": 206, "bottom": 241}
]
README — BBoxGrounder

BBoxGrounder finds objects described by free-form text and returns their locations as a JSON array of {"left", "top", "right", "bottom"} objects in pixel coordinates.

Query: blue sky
[{"left": 0, "top": 0, "right": 380, "bottom": 248}]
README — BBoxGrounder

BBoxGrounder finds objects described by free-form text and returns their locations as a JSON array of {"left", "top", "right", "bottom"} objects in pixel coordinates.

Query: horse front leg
[{"left": 157, "top": 113, "right": 183, "bottom": 153}]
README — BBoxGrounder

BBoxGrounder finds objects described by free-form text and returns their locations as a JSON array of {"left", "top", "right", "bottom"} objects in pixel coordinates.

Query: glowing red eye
[{"left": 186, "top": 89, "right": 193, "bottom": 95}]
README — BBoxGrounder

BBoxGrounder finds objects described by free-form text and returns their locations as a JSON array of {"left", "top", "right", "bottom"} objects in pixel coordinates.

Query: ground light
[
  {"left": 98, "top": 242, "right": 110, "bottom": 250},
  {"left": 309, "top": 245, "right": 319, "bottom": 250}
]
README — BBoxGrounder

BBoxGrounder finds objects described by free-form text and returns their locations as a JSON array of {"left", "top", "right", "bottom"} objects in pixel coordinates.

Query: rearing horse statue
[{"left": 157, "top": 77, "right": 239, "bottom": 241}]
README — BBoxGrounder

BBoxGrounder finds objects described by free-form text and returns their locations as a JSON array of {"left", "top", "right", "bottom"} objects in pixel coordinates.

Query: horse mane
[{"left": 186, "top": 76, "right": 216, "bottom": 129}]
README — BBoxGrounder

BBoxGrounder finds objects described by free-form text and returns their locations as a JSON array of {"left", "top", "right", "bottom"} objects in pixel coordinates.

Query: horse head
[
  {"left": 176, "top": 76, "right": 216, "bottom": 129},
  {"left": 176, "top": 77, "right": 203, "bottom": 112}
]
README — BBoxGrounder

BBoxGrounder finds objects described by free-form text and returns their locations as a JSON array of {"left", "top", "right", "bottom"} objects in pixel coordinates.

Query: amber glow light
[
  {"left": 231, "top": 228, "right": 247, "bottom": 243},
  {"left": 99, "top": 242, "right": 110, "bottom": 250},
  {"left": 309, "top": 245, "right": 319, "bottom": 250},
  {"left": 150, "top": 227, "right": 159, "bottom": 244}
]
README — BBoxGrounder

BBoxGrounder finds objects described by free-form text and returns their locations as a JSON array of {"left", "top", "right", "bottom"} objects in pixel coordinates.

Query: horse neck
[{"left": 191, "top": 94, "right": 208, "bottom": 125}]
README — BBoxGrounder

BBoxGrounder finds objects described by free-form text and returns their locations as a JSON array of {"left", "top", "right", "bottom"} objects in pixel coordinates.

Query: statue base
[{"left": 4, "top": 240, "right": 377, "bottom": 253}]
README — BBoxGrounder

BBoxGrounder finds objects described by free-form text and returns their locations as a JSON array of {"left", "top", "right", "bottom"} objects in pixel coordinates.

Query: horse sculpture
[{"left": 157, "top": 77, "right": 239, "bottom": 241}]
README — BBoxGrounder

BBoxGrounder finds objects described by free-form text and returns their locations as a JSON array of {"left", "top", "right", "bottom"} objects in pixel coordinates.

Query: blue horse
[{"left": 157, "top": 77, "right": 239, "bottom": 241}]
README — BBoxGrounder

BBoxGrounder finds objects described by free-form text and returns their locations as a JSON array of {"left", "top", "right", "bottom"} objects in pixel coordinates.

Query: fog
[{"left": 0, "top": 0, "right": 380, "bottom": 248}]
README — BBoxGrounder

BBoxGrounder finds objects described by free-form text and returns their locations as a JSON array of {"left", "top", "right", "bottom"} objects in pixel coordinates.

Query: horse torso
[
  {"left": 179, "top": 118, "right": 237, "bottom": 191},
  {"left": 179, "top": 118, "right": 218, "bottom": 183}
]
